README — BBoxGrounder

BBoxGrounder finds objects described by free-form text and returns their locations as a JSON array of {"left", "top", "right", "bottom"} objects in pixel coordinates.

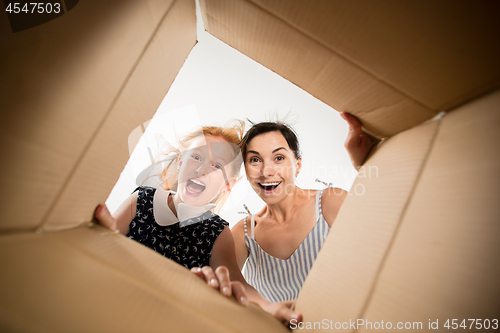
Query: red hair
[{"left": 155, "top": 120, "right": 245, "bottom": 212}]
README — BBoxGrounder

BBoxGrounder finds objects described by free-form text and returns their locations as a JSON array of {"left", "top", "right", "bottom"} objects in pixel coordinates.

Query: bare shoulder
[
  {"left": 321, "top": 187, "right": 348, "bottom": 227},
  {"left": 231, "top": 217, "right": 250, "bottom": 270},
  {"left": 231, "top": 217, "right": 248, "bottom": 238}
]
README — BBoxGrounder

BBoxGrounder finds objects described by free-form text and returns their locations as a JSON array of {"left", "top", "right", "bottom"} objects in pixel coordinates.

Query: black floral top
[{"left": 126, "top": 186, "right": 228, "bottom": 269}]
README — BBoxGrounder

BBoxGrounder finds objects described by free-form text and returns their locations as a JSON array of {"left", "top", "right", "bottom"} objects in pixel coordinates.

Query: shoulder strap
[
  {"left": 315, "top": 189, "right": 325, "bottom": 221},
  {"left": 243, "top": 217, "right": 251, "bottom": 250},
  {"left": 250, "top": 214, "right": 255, "bottom": 239},
  {"left": 243, "top": 217, "right": 248, "bottom": 237}
]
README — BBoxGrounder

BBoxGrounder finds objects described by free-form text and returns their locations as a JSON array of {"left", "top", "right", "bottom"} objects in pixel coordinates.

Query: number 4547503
[
  {"left": 444, "top": 319, "right": 498, "bottom": 330},
  {"left": 5, "top": 3, "right": 61, "bottom": 14}
]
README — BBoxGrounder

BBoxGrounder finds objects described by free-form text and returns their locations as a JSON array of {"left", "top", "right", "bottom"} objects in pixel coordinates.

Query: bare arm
[
  {"left": 197, "top": 227, "right": 301, "bottom": 325},
  {"left": 231, "top": 218, "right": 249, "bottom": 270},
  {"left": 321, "top": 187, "right": 348, "bottom": 228}
]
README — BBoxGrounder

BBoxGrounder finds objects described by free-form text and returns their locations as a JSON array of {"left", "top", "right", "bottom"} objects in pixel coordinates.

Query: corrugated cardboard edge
[
  {"left": 294, "top": 116, "right": 442, "bottom": 328},
  {"left": 0, "top": 225, "right": 289, "bottom": 332},
  {"left": 40, "top": 0, "right": 197, "bottom": 232},
  {"left": 0, "top": 0, "right": 183, "bottom": 232},
  {"left": 358, "top": 89, "right": 500, "bottom": 329},
  {"left": 200, "top": 0, "right": 436, "bottom": 139}
]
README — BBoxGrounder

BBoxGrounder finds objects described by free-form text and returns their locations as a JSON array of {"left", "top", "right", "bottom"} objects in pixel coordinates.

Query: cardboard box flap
[
  {"left": 359, "top": 89, "right": 500, "bottom": 327},
  {"left": 0, "top": 0, "right": 196, "bottom": 232},
  {"left": 0, "top": 226, "right": 288, "bottom": 332},
  {"left": 296, "top": 89, "right": 500, "bottom": 328},
  {"left": 200, "top": 0, "right": 500, "bottom": 138},
  {"left": 296, "top": 116, "right": 441, "bottom": 325}
]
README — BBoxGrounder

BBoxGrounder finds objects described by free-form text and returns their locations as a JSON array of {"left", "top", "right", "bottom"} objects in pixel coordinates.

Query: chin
[{"left": 181, "top": 194, "right": 203, "bottom": 206}]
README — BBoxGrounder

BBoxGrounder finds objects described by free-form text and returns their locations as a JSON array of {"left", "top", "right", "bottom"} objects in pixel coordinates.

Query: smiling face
[
  {"left": 177, "top": 135, "right": 238, "bottom": 206},
  {"left": 245, "top": 131, "right": 302, "bottom": 204}
]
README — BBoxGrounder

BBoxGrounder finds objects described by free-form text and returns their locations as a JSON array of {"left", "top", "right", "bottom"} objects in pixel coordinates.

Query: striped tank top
[{"left": 242, "top": 190, "right": 330, "bottom": 302}]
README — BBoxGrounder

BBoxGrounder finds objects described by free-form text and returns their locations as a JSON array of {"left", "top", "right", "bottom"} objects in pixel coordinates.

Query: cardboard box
[{"left": 1, "top": 0, "right": 499, "bottom": 331}]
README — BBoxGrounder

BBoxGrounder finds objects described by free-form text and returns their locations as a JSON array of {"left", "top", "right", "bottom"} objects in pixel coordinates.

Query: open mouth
[
  {"left": 186, "top": 178, "right": 206, "bottom": 195},
  {"left": 258, "top": 181, "right": 281, "bottom": 193}
]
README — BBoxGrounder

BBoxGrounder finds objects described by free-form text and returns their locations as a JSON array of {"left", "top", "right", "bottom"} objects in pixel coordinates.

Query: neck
[
  {"left": 264, "top": 185, "right": 301, "bottom": 223},
  {"left": 169, "top": 192, "right": 181, "bottom": 217}
]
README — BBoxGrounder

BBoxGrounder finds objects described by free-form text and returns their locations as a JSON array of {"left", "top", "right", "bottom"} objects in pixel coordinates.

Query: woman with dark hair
[{"left": 195, "top": 113, "right": 374, "bottom": 306}]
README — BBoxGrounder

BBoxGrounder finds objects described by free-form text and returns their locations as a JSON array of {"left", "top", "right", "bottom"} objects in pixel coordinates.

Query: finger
[
  {"left": 277, "top": 307, "right": 302, "bottom": 326},
  {"left": 276, "top": 301, "right": 300, "bottom": 324},
  {"left": 341, "top": 112, "right": 362, "bottom": 131},
  {"left": 214, "top": 266, "right": 231, "bottom": 297},
  {"left": 200, "top": 266, "right": 219, "bottom": 289},
  {"left": 94, "top": 204, "right": 116, "bottom": 231},
  {"left": 230, "top": 281, "right": 249, "bottom": 306},
  {"left": 287, "top": 313, "right": 303, "bottom": 328},
  {"left": 280, "top": 300, "right": 295, "bottom": 309},
  {"left": 190, "top": 267, "right": 205, "bottom": 279}
]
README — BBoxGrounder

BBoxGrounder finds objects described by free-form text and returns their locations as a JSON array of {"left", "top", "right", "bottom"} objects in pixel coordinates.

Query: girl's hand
[
  {"left": 340, "top": 112, "right": 377, "bottom": 170},
  {"left": 93, "top": 193, "right": 137, "bottom": 235},
  {"left": 93, "top": 204, "right": 118, "bottom": 231},
  {"left": 191, "top": 266, "right": 249, "bottom": 306}
]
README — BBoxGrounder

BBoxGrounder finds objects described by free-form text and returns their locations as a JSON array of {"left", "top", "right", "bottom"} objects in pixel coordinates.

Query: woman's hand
[
  {"left": 191, "top": 266, "right": 302, "bottom": 326},
  {"left": 191, "top": 266, "right": 249, "bottom": 306},
  {"left": 260, "top": 300, "right": 301, "bottom": 327},
  {"left": 341, "top": 112, "right": 377, "bottom": 170}
]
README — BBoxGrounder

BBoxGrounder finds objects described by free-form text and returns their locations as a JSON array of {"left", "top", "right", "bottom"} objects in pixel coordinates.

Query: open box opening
[{"left": 106, "top": 5, "right": 357, "bottom": 227}]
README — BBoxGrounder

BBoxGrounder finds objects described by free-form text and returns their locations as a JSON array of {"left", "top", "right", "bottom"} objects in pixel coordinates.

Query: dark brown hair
[{"left": 240, "top": 121, "right": 301, "bottom": 161}]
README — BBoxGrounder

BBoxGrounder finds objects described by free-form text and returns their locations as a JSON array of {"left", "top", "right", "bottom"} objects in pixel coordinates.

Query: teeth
[
  {"left": 260, "top": 182, "right": 281, "bottom": 186},
  {"left": 190, "top": 179, "right": 205, "bottom": 186}
]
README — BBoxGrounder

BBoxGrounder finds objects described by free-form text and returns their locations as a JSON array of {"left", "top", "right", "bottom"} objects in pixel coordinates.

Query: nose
[
  {"left": 261, "top": 162, "right": 276, "bottom": 177},
  {"left": 196, "top": 160, "right": 212, "bottom": 176}
]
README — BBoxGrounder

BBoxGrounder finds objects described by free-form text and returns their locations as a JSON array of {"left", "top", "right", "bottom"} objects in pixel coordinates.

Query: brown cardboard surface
[
  {"left": 200, "top": 0, "right": 435, "bottom": 138},
  {"left": 201, "top": 0, "right": 500, "bottom": 138},
  {"left": 41, "top": 0, "right": 197, "bottom": 231},
  {"left": 251, "top": 0, "right": 500, "bottom": 111},
  {"left": 0, "top": 225, "right": 288, "bottom": 332},
  {"left": 295, "top": 119, "right": 441, "bottom": 328},
  {"left": 0, "top": 0, "right": 195, "bottom": 232},
  {"left": 358, "top": 89, "right": 500, "bottom": 328},
  {"left": 1, "top": 0, "right": 499, "bottom": 331}
]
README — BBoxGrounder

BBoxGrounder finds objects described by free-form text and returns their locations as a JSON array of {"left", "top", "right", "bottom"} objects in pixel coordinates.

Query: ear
[{"left": 295, "top": 157, "right": 303, "bottom": 177}]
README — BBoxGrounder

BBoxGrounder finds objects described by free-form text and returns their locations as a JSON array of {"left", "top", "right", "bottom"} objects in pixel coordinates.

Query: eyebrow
[
  {"left": 272, "top": 147, "right": 287, "bottom": 154},
  {"left": 247, "top": 147, "right": 287, "bottom": 156}
]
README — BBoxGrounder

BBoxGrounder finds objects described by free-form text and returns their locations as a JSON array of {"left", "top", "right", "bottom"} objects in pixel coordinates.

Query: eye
[
  {"left": 275, "top": 155, "right": 285, "bottom": 162},
  {"left": 191, "top": 154, "right": 201, "bottom": 161},
  {"left": 213, "top": 163, "right": 223, "bottom": 170},
  {"left": 248, "top": 156, "right": 260, "bottom": 164}
]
